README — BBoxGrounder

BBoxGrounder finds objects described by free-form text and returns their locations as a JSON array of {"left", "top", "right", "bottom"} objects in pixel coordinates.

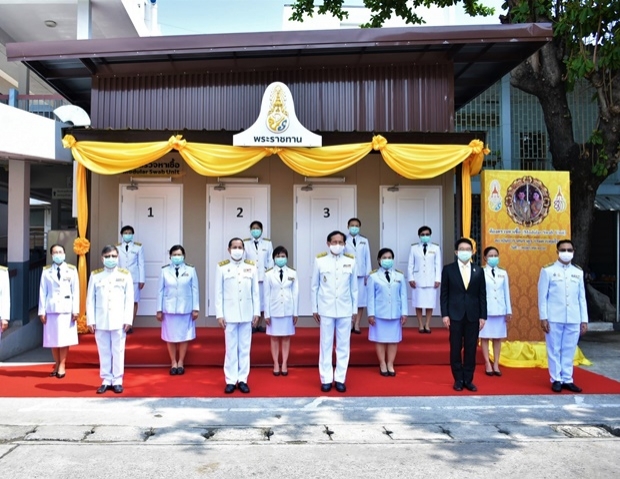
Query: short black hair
[
  {"left": 418, "top": 226, "right": 432, "bottom": 236},
  {"left": 228, "top": 237, "right": 244, "bottom": 249},
  {"left": 273, "top": 245, "right": 289, "bottom": 259},
  {"left": 377, "top": 248, "right": 394, "bottom": 261},
  {"left": 455, "top": 237, "right": 473, "bottom": 250},
  {"left": 348, "top": 217, "right": 361, "bottom": 227},
  {"left": 120, "top": 225, "right": 134, "bottom": 235},
  {"left": 49, "top": 244, "right": 65, "bottom": 254},
  {"left": 483, "top": 246, "right": 498, "bottom": 257},
  {"left": 556, "top": 239, "right": 574, "bottom": 250},
  {"left": 169, "top": 244, "right": 185, "bottom": 256},
  {"left": 250, "top": 220, "right": 263, "bottom": 230},
  {"left": 327, "top": 230, "right": 347, "bottom": 243},
  {"left": 101, "top": 244, "right": 119, "bottom": 256}
]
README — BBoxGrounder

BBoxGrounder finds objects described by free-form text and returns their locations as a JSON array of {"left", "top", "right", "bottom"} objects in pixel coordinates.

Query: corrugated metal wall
[{"left": 91, "top": 64, "right": 453, "bottom": 132}]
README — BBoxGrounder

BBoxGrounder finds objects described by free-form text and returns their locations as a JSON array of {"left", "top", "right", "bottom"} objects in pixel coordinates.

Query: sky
[{"left": 156, "top": 0, "right": 506, "bottom": 36}]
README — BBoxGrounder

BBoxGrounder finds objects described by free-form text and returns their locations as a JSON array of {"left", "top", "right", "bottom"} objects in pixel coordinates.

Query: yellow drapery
[
  {"left": 488, "top": 341, "right": 592, "bottom": 368},
  {"left": 63, "top": 133, "right": 488, "bottom": 331}
]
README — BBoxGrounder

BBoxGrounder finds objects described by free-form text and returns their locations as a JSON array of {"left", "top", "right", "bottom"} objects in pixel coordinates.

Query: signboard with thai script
[{"left": 127, "top": 153, "right": 184, "bottom": 177}]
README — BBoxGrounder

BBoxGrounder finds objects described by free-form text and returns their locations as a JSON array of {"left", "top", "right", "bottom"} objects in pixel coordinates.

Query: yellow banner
[{"left": 481, "top": 171, "right": 571, "bottom": 341}]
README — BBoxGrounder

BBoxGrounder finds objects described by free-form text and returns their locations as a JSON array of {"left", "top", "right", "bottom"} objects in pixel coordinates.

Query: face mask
[
  {"left": 349, "top": 226, "right": 360, "bottom": 236},
  {"left": 380, "top": 259, "right": 394, "bottom": 270},
  {"left": 52, "top": 254, "right": 65, "bottom": 265},
  {"left": 559, "top": 252, "right": 573, "bottom": 263},
  {"left": 250, "top": 229, "right": 262, "bottom": 239},
  {"left": 103, "top": 257, "right": 118, "bottom": 269},
  {"left": 329, "top": 244, "right": 344, "bottom": 255},
  {"left": 171, "top": 256, "right": 184, "bottom": 266},
  {"left": 122, "top": 234, "right": 133, "bottom": 243},
  {"left": 457, "top": 251, "right": 472, "bottom": 263},
  {"left": 420, "top": 235, "right": 431, "bottom": 244},
  {"left": 487, "top": 257, "right": 499, "bottom": 268},
  {"left": 230, "top": 249, "right": 244, "bottom": 261},
  {"left": 275, "top": 257, "right": 287, "bottom": 268}
]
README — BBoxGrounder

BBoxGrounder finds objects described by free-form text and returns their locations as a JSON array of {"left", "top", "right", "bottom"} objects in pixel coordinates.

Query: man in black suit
[{"left": 440, "top": 238, "right": 487, "bottom": 392}]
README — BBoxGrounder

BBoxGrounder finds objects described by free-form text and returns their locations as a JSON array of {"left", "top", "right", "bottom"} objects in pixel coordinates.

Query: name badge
[
  {"left": 288, "top": 277, "right": 295, "bottom": 282},
  {"left": 343, "top": 264, "right": 352, "bottom": 268},
  {"left": 323, "top": 275, "right": 327, "bottom": 282}
]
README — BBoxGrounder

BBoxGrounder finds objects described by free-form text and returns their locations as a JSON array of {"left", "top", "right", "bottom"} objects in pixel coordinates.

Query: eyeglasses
[
  {"left": 103, "top": 255, "right": 118, "bottom": 258},
  {"left": 558, "top": 248, "right": 574, "bottom": 252}
]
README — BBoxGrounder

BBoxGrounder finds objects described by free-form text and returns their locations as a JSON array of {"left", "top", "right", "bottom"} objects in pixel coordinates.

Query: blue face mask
[
  {"left": 122, "top": 234, "right": 133, "bottom": 243},
  {"left": 487, "top": 257, "right": 499, "bottom": 268},
  {"left": 274, "top": 257, "right": 287, "bottom": 268},
  {"left": 103, "top": 257, "right": 118, "bottom": 269},
  {"left": 349, "top": 226, "right": 360, "bottom": 236},
  {"left": 380, "top": 259, "right": 394, "bottom": 270},
  {"left": 250, "top": 229, "right": 262, "bottom": 239},
  {"left": 171, "top": 256, "right": 184, "bottom": 266},
  {"left": 52, "top": 254, "right": 65, "bottom": 265},
  {"left": 457, "top": 251, "right": 472, "bottom": 263},
  {"left": 420, "top": 235, "right": 431, "bottom": 244}
]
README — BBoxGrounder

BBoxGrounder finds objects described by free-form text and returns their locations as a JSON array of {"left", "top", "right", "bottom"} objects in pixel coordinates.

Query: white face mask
[
  {"left": 559, "top": 251, "right": 573, "bottom": 263},
  {"left": 329, "top": 244, "right": 344, "bottom": 255},
  {"left": 230, "top": 249, "right": 244, "bottom": 261}
]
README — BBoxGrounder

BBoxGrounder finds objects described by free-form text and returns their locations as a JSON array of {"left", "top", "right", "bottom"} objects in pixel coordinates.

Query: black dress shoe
[
  {"left": 562, "top": 382, "right": 582, "bottom": 393},
  {"left": 170, "top": 367, "right": 178, "bottom": 375},
  {"left": 464, "top": 382, "right": 477, "bottom": 392},
  {"left": 418, "top": 328, "right": 425, "bottom": 334},
  {"left": 56, "top": 373, "right": 66, "bottom": 379},
  {"left": 281, "top": 370, "right": 288, "bottom": 377},
  {"left": 256, "top": 326, "right": 266, "bottom": 333},
  {"left": 453, "top": 381, "right": 464, "bottom": 391},
  {"left": 321, "top": 383, "right": 332, "bottom": 392},
  {"left": 126, "top": 327, "right": 134, "bottom": 334},
  {"left": 424, "top": 327, "right": 431, "bottom": 334},
  {"left": 224, "top": 384, "right": 236, "bottom": 394},
  {"left": 177, "top": 367, "right": 185, "bottom": 375},
  {"left": 379, "top": 368, "right": 389, "bottom": 377},
  {"left": 96, "top": 384, "right": 109, "bottom": 394},
  {"left": 352, "top": 328, "right": 361, "bottom": 335},
  {"left": 335, "top": 382, "right": 346, "bottom": 393},
  {"left": 252, "top": 327, "right": 258, "bottom": 334},
  {"left": 112, "top": 385, "right": 124, "bottom": 394},
  {"left": 551, "top": 381, "right": 562, "bottom": 393},
  {"left": 387, "top": 370, "right": 396, "bottom": 377},
  {"left": 485, "top": 370, "right": 494, "bottom": 376},
  {"left": 493, "top": 370, "right": 502, "bottom": 377},
  {"left": 273, "top": 370, "right": 281, "bottom": 376},
  {"left": 49, "top": 371, "right": 58, "bottom": 377},
  {"left": 238, "top": 382, "right": 250, "bottom": 394}
]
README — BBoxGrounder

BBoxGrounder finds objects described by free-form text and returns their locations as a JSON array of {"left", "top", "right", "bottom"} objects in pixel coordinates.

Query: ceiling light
[{"left": 44, "top": 20, "right": 57, "bottom": 28}]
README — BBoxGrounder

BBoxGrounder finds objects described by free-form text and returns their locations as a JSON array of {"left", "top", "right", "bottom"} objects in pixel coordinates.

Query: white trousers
[
  {"left": 95, "top": 329, "right": 126, "bottom": 386},
  {"left": 545, "top": 322, "right": 580, "bottom": 383},
  {"left": 224, "top": 322, "right": 252, "bottom": 384},
  {"left": 319, "top": 316, "right": 351, "bottom": 384}
]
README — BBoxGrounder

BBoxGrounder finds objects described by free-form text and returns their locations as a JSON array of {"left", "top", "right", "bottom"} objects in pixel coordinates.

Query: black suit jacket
[{"left": 440, "top": 261, "right": 487, "bottom": 322}]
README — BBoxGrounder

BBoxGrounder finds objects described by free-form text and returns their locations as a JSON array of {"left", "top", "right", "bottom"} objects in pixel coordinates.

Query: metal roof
[
  {"left": 595, "top": 195, "right": 620, "bottom": 212},
  {"left": 6, "top": 23, "right": 552, "bottom": 112}
]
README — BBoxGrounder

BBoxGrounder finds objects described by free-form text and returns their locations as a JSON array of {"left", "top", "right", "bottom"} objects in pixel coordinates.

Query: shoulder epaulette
[
  {"left": 396, "top": 269, "right": 404, "bottom": 274},
  {"left": 219, "top": 259, "right": 230, "bottom": 267},
  {"left": 573, "top": 264, "right": 582, "bottom": 270},
  {"left": 432, "top": 243, "right": 440, "bottom": 246},
  {"left": 44, "top": 265, "right": 52, "bottom": 270},
  {"left": 162, "top": 264, "right": 168, "bottom": 268},
  {"left": 134, "top": 242, "right": 142, "bottom": 246},
  {"left": 266, "top": 267, "right": 273, "bottom": 273},
  {"left": 543, "top": 262, "right": 555, "bottom": 268},
  {"left": 497, "top": 266, "right": 506, "bottom": 270},
  {"left": 370, "top": 269, "right": 378, "bottom": 275},
  {"left": 0, "top": 265, "right": 7, "bottom": 271},
  {"left": 93, "top": 268, "right": 104, "bottom": 274},
  {"left": 244, "top": 259, "right": 255, "bottom": 265},
  {"left": 411, "top": 242, "right": 418, "bottom": 246},
  {"left": 264, "top": 238, "right": 271, "bottom": 241},
  {"left": 66, "top": 264, "right": 76, "bottom": 269},
  {"left": 317, "top": 252, "right": 328, "bottom": 258},
  {"left": 186, "top": 263, "right": 194, "bottom": 268},
  {"left": 118, "top": 268, "right": 130, "bottom": 274},
  {"left": 344, "top": 253, "right": 354, "bottom": 259},
  {"left": 243, "top": 238, "right": 251, "bottom": 242},
  {"left": 115, "top": 242, "right": 121, "bottom": 246},
  {"left": 287, "top": 266, "right": 296, "bottom": 271}
]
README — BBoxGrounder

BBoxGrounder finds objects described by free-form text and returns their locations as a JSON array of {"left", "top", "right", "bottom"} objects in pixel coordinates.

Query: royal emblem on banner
[
  {"left": 504, "top": 176, "right": 551, "bottom": 227},
  {"left": 553, "top": 186, "right": 567, "bottom": 213},
  {"left": 487, "top": 179, "right": 503, "bottom": 212},
  {"left": 266, "top": 85, "right": 290, "bottom": 133}
]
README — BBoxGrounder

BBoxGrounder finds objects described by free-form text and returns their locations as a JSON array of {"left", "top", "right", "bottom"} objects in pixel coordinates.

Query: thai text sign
[{"left": 127, "top": 153, "right": 184, "bottom": 177}]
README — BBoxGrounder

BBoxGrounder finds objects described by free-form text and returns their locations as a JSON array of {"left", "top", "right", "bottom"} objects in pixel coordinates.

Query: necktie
[
  {"left": 57, "top": 267, "right": 61, "bottom": 281},
  {"left": 353, "top": 237, "right": 356, "bottom": 247},
  {"left": 175, "top": 267, "right": 179, "bottom": 278},
  {"left": 125, "top": 244, "right": 129, "bottom": 252},
  {"left": 492, "top": 268, "right": 495, "bottom": 277},
  {"left": 254, "top": 241, "right": 259, "bottom": 250},
  {"left": 385, "top": 271, "right": 390, "bottom": 283},
  {"left": 279, "top": 269, "right": 283, "bottom": 282},
  {"left": 461, "top": 264, "right": 470, "bottom": 289},
  {"left": 423, "top": 244, "right": 427, "bottom": 255}
]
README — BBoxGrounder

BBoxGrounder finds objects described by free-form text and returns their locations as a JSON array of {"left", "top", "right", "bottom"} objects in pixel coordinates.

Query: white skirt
[
  {"left": 259, "top": 281, "right": 265, "bottom": 312},
  {"left": 479, "top": 314, "right": 507, "bottom": 339},
  {"left": 43, "top": 312, "right": 79, "bottom": 348},
  {"left": 133, "top": 282, "right": 141, "bottom": 303},
  {"left": 267, "top": 315, "right": 296, "bottom": 337},
  {"left": 161, "top": 313, "right": 196, "bottom": 343},
  {"left": 411, "top": 286, "right": 437, "bottom": 309},
  {"left": 368, "top": 318, "right": 402, "bottom": 343},
  {"left": 357, "top": 277, "right": 368, "bottom": 307}
]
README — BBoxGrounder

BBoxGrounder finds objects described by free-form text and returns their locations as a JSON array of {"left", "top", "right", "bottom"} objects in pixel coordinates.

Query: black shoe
[
  {"left": 177, "top": 367, "right": 185, "bottom": 375},
  {"left": 464, "top": 382, "right": 477, "bottom": 392},
  {"left": 493, "top": 370, "right": 502, "bottom": 377},
  {"left": 321, "top": 383, "right": 332, "bottom": 392},
  {"left": 49, "top": 371, "right": 58, "bottom": 377},
  {"left": 335, "top": 382, "right": 346, "bottom": 393},
  {"left": 485, "top": 370, "right": 494, "bottom": 376},
  {"left": 281, "top": 370, "right": 288, "bottom": 377},
  {"left": 170, "top": 367, "right": 178, "bottom": 375},
  {"left": 252, "top": 327, "right": 258, "bottom": 334},
  {"left": 424, "top": 327, "right": 431, "bottom": 334},
  {"left": 387, "top": 370, "right": 396, "bottom": 377},
  {"left": 273, "top": 370, "right": 281, "bottom": 376},
  {"left": 126, "top": 327, "right": 134, "bottom": 334},
  {"left": 256, "top": 326, "right": 266, "bottom": 333},
  {"left": 453, "top": 381, "right": 463, "bottom": 391},
  {"left": 112, "top": 385, "right": 124, "bottom": 394},
  {"left": 418, "top": 328, "right": 425, "bottom": 334},
  {"left": 562, "top": 382, "right": 582, "bottom": 393},
  {"left": 352, "top": 328, "right": 361, "bottom": 335},
  {"left": 224, "top": 384, "right": 236, "bottom": 394},
  {"left": 379, "top": 368, "right": 389, "bottom": 377},
  {"left": 238, "top": 382, "right": 250, "bottom": 394},
  {"left": 551, "top": 381, "right": 562, "bottom": 393},
  {"left": 96, "top": 384, "right": 109, "bottom": 394},
  {"left": 56, "top": 372, "right": 66, "bottom": 379}
]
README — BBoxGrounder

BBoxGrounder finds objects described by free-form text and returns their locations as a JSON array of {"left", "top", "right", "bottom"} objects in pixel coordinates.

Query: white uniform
[
  {"left": 215, "top": 258, "right": 260, "bottom": 384},
  {"left": 0, "top": 266, "right": 9, "bottom": 345},
  {"left": 117, "top": 241, "right": 145, "bottom": 303},
  {"left": 538, "top": 260, "right": 588, "bottom": 384},
  {"left": 86, "top": 267, "right": 134, "bottom": 386},
  {"left": 243, "top": 237, "right": 273, "bottom": 311},
  {"left": 311, "top": 252, "right": 358, "bottom": 384},
  {"left": 157, "top": 263, "right": 200, "bottom": 343},
  {"left": 345, "top": 233, "right": 372, "bottom": 307},
  {"left": 264, "top": 265, "right": 299, "bottom": 336},
  {"left": 38, "top": 262, "right": 80, "bottom": 348},
  {"left": 480, "top": 265, "right": 512, "bottom": 339},
  {"left": 367, "top": 267, "right": 408, "bottom": 343},
  {"left": 407, "top": 242, "right": 442, "bottom": 309}
]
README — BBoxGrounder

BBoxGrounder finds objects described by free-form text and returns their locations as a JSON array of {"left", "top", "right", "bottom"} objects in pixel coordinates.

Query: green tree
[{"left": 290, "top": 0, "right": 620, "bottom": 271}]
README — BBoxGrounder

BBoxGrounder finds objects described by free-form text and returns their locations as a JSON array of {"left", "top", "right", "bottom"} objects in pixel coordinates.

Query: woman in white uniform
[
  {"left": 264, "top": 246, "right": 299, "bottom": 376},
  {"left": 480, "top": 246, "right": 512, "bottom": 376},
  {"left": 156, "top": 245, "right": 200, "bottom": 376},
  {"left": 38, "top": 244, "right": 80, "bottom": 378},
  {"left": 367, "top": 248, "right": 408, "bottom": 376}
]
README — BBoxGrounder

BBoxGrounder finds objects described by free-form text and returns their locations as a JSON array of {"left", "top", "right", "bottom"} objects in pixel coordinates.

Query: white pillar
[{"left": 77, "top": 0, "right": 92, "bottom": 40}]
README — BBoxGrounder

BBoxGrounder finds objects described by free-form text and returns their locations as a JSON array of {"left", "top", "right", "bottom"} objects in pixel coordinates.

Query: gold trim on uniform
[
  {"left": 316, "top": 252, "right": 327, "bottom": 258},
  {"left": 93, "top": 268, "right": 104, "bottom": 274},
  {"left": 118, "top": 268, "right": 130, "bottom": 274},
  {"left": 43, "top": 265, "right": 52, "bottom": 270},
  {"left": 244, "top": 259, "right": 255, "bottom": 265},
  {"left": 218, "top": 260, "right": 230, "bottom": 267},
  {"left": 344, "top": 253, "right": 354, "bottom": 259}
]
